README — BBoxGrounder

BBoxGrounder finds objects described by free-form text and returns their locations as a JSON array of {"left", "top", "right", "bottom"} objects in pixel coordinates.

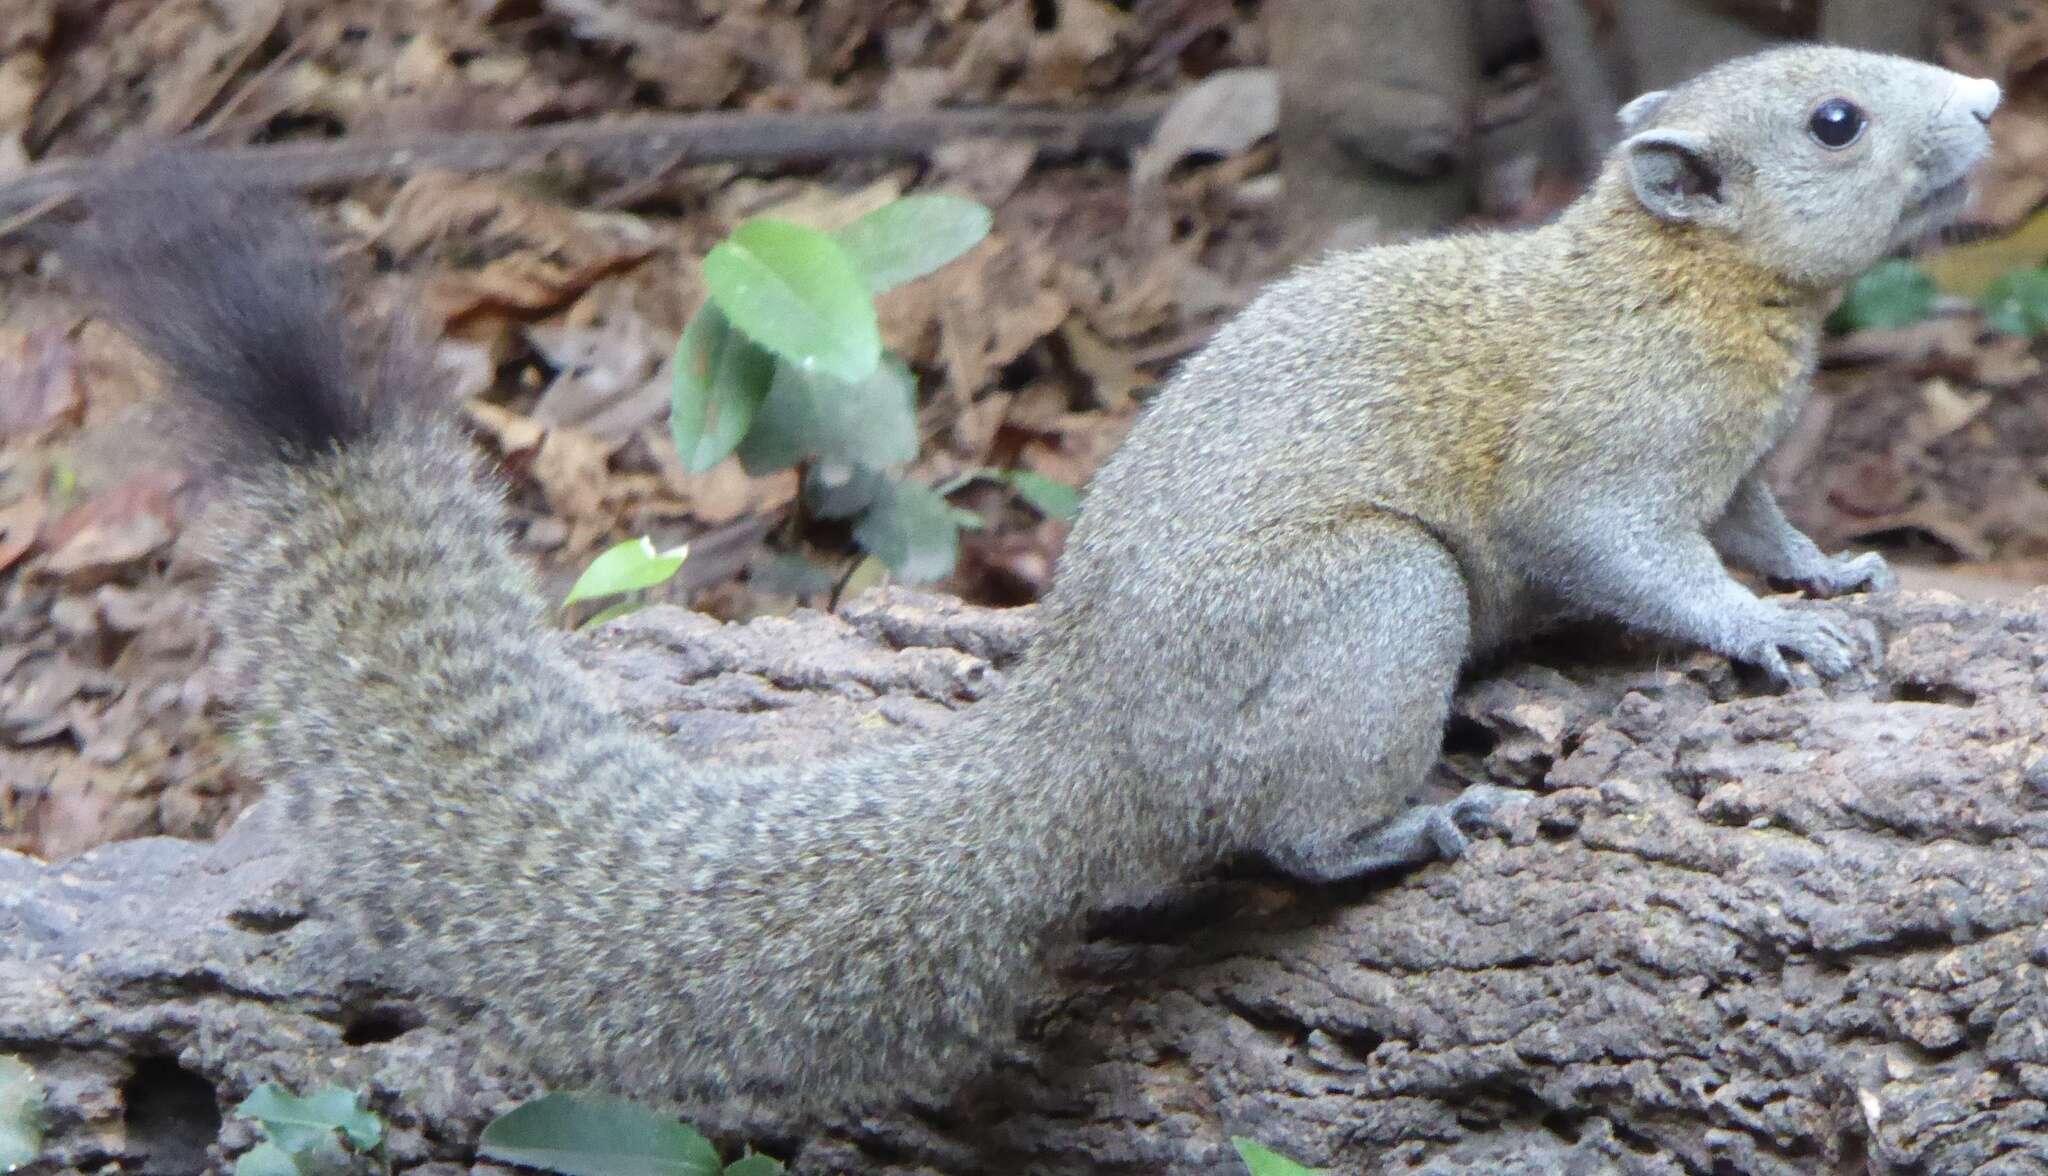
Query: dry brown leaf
[
  {"left": 933, "top": 234, "right": 1072, "bottom": 397},
  {"left": 0, "top": 326, "right": 82, "bottom": 441},
  {"left": 945, "top": 390, "right": 1016, "bottom": 459},
  {"left": 1019, "top": 423, "right": 1128, "bottom": 494},
  {"left": 1017, "top": 0, "right": 1129, "bottom": 103},
  {"left": 725, "top": 13, "right": 812, "bottom": 90},
  {"left": 1825, "top": 454, "right": 1915, "bottom": 520},
  {"left": 44, "top": 513, "right": 172, "bottom": 589},
  {"left": 1131, "top": 68, "right": 1278, "bottom": 192},
  {"left": 43, "top": 466, "right": 184, "bottom": 552},
  {"left": 642, "top": 429, "right": 800, "bottom": 528},
  {"left": 1820, "top": 314, "right": 1982, "bottom": 369},
  {"left": 1846, "top": 502, "right": 1996, "bottom": 561},
  {"left": 142, "top": 0, "right": 282, "bottom": 134},
  {"left": 1002, "top": 383, "right": 1073, "bottom": 433},
  {"left": 756, "top": 176, "right": 905, "bottom": 232},
  {"left": 1941, "top": 1, "right": 2048, "bottom": 228},
  {"left": 1099, "top": 237, "right": 1204, "bottom": 339},
  {"left": 531, "top": 424, "right": 618, "bottom": 549},
  {"left": 23, "top": 761, "right": 120, "bottom": 863},
  {"left": 464, "top": 399, "right": 546, "bottom": 457},
  {"left": 947, "top": 0, "right": 1035, "bottom": 100},
  {"left": 1971, "top": 334, "right": 2043, "bottom": 387},
  {"left": 929, "top": 138, "right": 1039, "bottom": 208},
  {"left": 0, "top": 497, "right": 43, "bottom": 575},
  {"left": 1055, "top": 320, "right": 1148, "bottom": 410},
  {"left": 1912, "top": 378, "right": 1992, "bottom": 443},
  {"left": 432, "top": 340, "right": 500, "bottom": 405},
  {"left": 0, "top": 52, "right": 46, "bottom": 179},
  {"left": 380, "top": 172, "right": 662, "bottom": 328},
  {"left": 1895, "top": 558, "right": 2048, "bottom": 600},
  {"left": 878, "top": 66, "right": 955, "bottom": 110},
  {"left": 526, "top": 316, "right": 670, "bottom": 451}
]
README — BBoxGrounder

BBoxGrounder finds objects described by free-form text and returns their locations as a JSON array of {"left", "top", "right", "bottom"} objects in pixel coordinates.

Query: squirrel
[{"left": 62, "top": 45, "right": 1997, "bottom": 1130}]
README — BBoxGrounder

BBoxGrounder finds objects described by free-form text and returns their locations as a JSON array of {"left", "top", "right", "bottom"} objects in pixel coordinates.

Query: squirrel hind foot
[{"left": 1264, "top": 783, "right": 1522, "bottom": 884}]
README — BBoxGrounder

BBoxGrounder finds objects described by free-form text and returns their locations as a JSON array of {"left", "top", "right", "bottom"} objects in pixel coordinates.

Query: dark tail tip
[{"left": 61, "top": 158, "right": 371, "bottom": 466}]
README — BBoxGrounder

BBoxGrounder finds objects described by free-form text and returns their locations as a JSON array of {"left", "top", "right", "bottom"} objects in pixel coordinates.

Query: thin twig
[
  {"left": 199, "top": 10, "right": 317, "bottom": 140},
  {"left": 0, "top": 102, "right": 1165, "bottom": 224},
  {"left": 0, "top": 191, "right": 76, "bottom": 242}
]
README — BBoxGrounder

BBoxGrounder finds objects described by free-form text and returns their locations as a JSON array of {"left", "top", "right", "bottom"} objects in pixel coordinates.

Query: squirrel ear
[
  {"left": 1616, "top": 90, "right": 1669, "bottom": 135},
  {"left": 1622, "top": 128, "right": 1724, "bottom": 224}
]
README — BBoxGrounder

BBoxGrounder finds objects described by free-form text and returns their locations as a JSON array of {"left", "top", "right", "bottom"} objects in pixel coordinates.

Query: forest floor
[{"left": 4, "top": 0, "right": 2048, "bottom": 861}]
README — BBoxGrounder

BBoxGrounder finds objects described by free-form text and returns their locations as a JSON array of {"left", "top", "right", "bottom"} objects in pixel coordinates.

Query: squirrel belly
[{"left": 68, "top": 43, "right": 2000, "bottom": 1129}]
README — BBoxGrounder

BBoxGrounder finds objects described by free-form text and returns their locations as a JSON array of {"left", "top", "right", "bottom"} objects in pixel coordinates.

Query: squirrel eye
[{"left": 1808, "top": 98, "right": 1866, "bottom": 148}]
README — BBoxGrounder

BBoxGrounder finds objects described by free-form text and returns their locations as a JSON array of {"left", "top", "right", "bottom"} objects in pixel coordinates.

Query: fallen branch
[
  {"left": 0, "top": 102, "right": 1164, "bottom": 226},
  {"left": 10, "top": 588, "right": 2048, "bottom": 1173}
]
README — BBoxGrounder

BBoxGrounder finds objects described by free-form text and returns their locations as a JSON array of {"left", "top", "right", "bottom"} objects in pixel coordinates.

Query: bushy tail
[{"left": 67, "top": 163, "right": 1058, "bottom": 1126}]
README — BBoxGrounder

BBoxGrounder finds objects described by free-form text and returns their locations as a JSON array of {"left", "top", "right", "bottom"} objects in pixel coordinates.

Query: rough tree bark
[{"left": 6, "top": 587, "right": 2048, "bottom": 1174}]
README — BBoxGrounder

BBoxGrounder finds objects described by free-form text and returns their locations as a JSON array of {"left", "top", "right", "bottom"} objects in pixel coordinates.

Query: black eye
[{"left": 1809, "top": 98, "right": 1866, "bottom": 148}]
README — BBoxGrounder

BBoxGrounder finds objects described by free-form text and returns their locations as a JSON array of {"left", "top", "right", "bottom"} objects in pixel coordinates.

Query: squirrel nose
[{"left": 1963, "top": 76, "right": 2002, "bottom": 125}]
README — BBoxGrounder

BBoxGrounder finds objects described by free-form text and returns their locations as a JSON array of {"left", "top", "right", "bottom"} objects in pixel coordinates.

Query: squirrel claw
[
  {"left": 1803, "top": 551, "right": 1896, "bottom": 598},
  {"left": 1264, "top": 785, "right": 1521, "bottom": 883},
  {"left": 1427, "top": 784, "right": 1517, "bottom": 861}
]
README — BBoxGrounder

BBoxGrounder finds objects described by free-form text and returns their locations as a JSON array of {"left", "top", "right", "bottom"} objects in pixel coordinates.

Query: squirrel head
[{"left": 1609, "top": 46, "right": 1999, "bottom": 289}]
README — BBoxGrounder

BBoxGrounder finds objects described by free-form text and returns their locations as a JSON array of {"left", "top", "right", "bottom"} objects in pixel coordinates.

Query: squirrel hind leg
[
  {"left": 1265, "top": 783, "right": 1521, "bottom": 882},
  {"left": 1228, "top": 515, "right": 1479, "bottom": 882}
]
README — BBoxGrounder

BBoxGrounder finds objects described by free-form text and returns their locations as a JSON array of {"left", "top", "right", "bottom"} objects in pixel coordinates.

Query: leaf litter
[{"left": 2, "top": 0, "right": 2048, "bottom": 857}]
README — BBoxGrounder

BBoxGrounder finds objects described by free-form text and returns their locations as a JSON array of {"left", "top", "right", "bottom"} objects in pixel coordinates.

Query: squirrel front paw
[
  {"left": 1799, "top": 551, "right": 1896, "bottom": 598},
  {"left": 1741, "top": 604, "right": 1881, "bottom": 683}
]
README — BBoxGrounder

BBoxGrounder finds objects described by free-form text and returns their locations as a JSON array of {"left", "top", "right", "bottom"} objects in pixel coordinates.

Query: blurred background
[{"left": 1, "top": 0, "right": 2045, "bottom": 860}]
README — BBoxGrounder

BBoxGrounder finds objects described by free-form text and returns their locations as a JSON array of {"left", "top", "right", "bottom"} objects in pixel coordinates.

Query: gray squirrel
[{"left": 64, "top": 45, "right": 1997, "bottom": 1128}]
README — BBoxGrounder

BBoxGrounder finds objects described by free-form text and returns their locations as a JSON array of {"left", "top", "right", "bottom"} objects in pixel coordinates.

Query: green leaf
[
  {"left": 564, "top": 538, "right": 688, "bottom": 607},
  {"left": 703, "top": 219, "right": 879, "bottom": 383},
  {"left": 233, "top": 1142, "right": 305, "bottom": 1176},
  {"left": 1003, "top": 470, "right": 1080, "bottom": 521},
  {"left": 1826, "top": 259, "right": 1936, "bottom": 335},
  {"left": 735, "top": 356, "right": 918, "bottom": 475},
  {"left": 802, "top": 462, "right": 888, "bottom": 521},
  {"left": 233, "top": 1084, "right": 383, "bottom": 1154},
  {"left": 852, "top": 480, "right": 962, "bottom": 584},
  {"left": 833, "top": 195, "right": 993, "bottom": 293},
  {"left": 478, "top": 1093, "right": 721, "bottom": 1176},
  {"left": 1979, "top": 267, "right": 2048, "bottom": 337},
  {"left": 0, "top": 1056, "right": 43, "bottom": 1173},
  {"left": 722, "top": 1153, "right": 786, "bottom": 1176},
  {"left": 1231, "top": 1138, "right": 1326, "bottom": 1176},
  {"left": 671, "top": 305, "right": 775, "bottom": 473}
]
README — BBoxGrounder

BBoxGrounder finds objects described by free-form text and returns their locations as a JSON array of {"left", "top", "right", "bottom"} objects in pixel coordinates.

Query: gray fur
[
  {"left": 1617, "top": 89, "right": 1671, "bottom": 135},
  {"left": 83, "top": 46, "right": 1996, "bottom": 1127}
]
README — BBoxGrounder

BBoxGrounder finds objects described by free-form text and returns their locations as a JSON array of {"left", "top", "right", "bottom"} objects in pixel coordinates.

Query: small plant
[
  {"left": 0, "top": 1056, "right": 43, "bottom": 1173},
  {"left": 1232, "top": 1136, "right": 1326, "bottom": 1175},
  {"left": 563, "top": 536, "right": 689, "bottom": 626},
  {"left": 1980, "top": 266, "right": 2048, "bottom": 337},
  {"left": 672, "top": 193, "right": 1076, "bottom": 586},
  {"left": 479, "top": 1092, "right": 782, "bottom": 1176},
  {"left": 232, "top": 1084, "right": 385, "bottom": 1176},
  {"left": 1826, "top": 258, "right": 1936, "bottom": 335}
]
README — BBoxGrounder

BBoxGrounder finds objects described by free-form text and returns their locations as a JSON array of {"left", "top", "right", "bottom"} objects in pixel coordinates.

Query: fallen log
[{"left": 5, "top": 586, "right": 2046, "bottom": 1173}]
